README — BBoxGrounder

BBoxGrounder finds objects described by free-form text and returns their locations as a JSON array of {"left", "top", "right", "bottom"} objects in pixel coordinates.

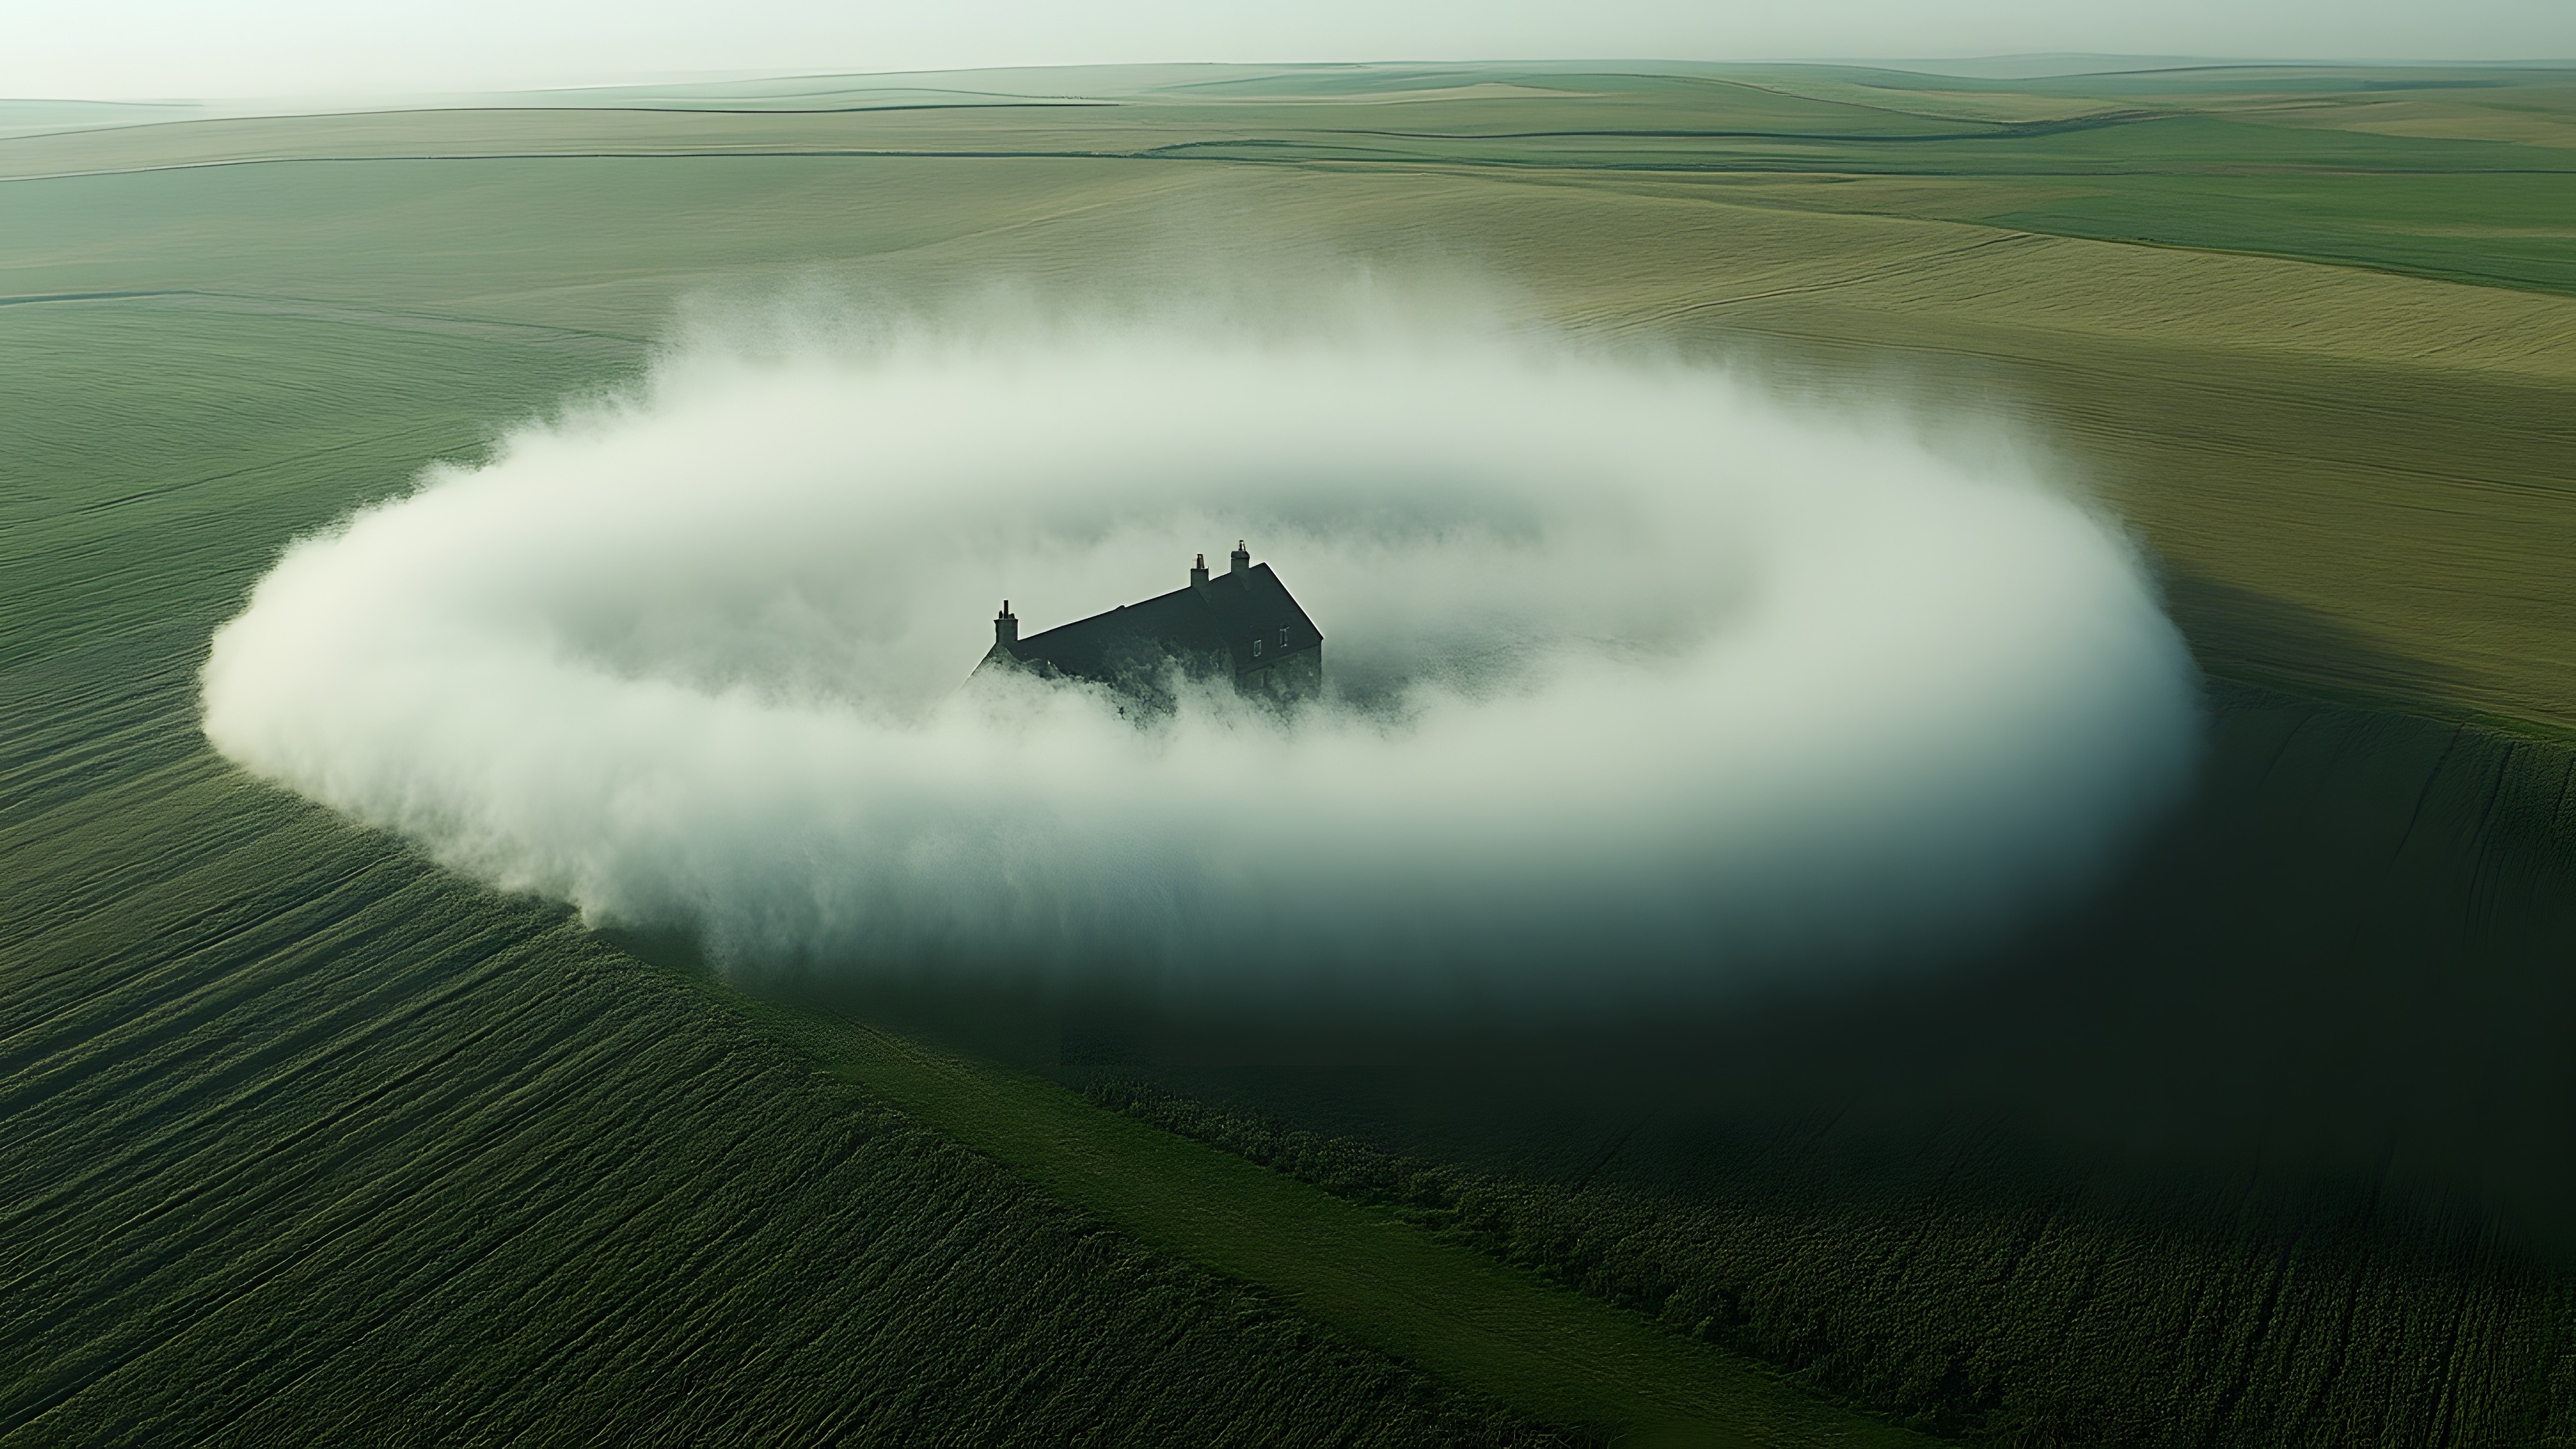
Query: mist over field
[{"left": 199, "top": 295, "right": 2202, "bottom": 1008}]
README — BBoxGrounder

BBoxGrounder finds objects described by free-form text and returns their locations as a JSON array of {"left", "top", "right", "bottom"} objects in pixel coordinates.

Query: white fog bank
[{"left": 200, "top": 307, "right": 2202, "bottom": 1008}]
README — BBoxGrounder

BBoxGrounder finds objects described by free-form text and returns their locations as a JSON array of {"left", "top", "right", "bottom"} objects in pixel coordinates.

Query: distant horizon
[
  {"left": 9, "top": 0, "right": 2570, "bottom": 103},
  {"left": 7, "top": 52, "right": 2576, "bottom": 107}
]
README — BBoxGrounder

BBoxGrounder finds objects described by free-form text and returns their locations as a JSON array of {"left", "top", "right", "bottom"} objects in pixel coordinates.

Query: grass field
[
  {"left": 7, "top": 61, "right": 2576, "bottom": 1446},
  {"left": 703, "top": 983, "right": 1928, "bottom": 1447}
]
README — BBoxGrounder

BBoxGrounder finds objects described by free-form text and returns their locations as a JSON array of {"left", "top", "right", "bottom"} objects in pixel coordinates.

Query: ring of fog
[{"left": 199, "top": 314, "right": 2202, "bottom": 1008}]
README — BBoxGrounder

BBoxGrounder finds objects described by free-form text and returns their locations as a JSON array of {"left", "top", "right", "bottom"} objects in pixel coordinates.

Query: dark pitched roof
[{"left": 996, "top": 561, "right": 1321, "bottom": 691}]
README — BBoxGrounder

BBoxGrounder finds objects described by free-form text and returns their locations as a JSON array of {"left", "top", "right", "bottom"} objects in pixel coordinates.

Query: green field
[{"left": 7, "top": 61, "right": 2576, "bottom": 1446}]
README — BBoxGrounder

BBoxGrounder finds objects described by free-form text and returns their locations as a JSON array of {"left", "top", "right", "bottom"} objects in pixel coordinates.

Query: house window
[
  {"left": 1252, "top": 637, "right": 1264, "bottom": 657},
  {"left": 1279, "top": 626, "right": 1290, "bottom": 647}
]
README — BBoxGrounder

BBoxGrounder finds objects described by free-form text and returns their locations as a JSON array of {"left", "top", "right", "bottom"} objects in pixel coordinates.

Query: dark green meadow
[{"left": 7, "top": 61, "right": 2576, "bottom": 1446}]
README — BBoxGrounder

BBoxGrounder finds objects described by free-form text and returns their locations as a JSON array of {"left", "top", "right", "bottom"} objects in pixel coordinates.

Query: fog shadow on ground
[{"left": 764, "top": 659, "right": 2576, "bottom": 1267}]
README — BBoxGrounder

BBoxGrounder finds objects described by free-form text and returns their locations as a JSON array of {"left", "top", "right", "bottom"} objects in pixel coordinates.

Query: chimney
[
  {"left": 1190, "top": 552, "right": 1209, "bottom": 586},
  {"left": 1230, "top": 541, "right": 1250, "bottom": 580},
  {"left": 994, "top": 600, "right": 1017, "bottom": 648}
]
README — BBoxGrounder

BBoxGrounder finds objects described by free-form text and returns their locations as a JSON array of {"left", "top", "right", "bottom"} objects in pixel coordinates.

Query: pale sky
[{"left": 7, "top": 0, "right": 2571, "bottom": 100}]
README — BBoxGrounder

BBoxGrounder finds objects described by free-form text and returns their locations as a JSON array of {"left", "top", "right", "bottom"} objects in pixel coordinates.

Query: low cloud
[{"left": 200, "top": 295, "right": 2201, "bottom": 1012}]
